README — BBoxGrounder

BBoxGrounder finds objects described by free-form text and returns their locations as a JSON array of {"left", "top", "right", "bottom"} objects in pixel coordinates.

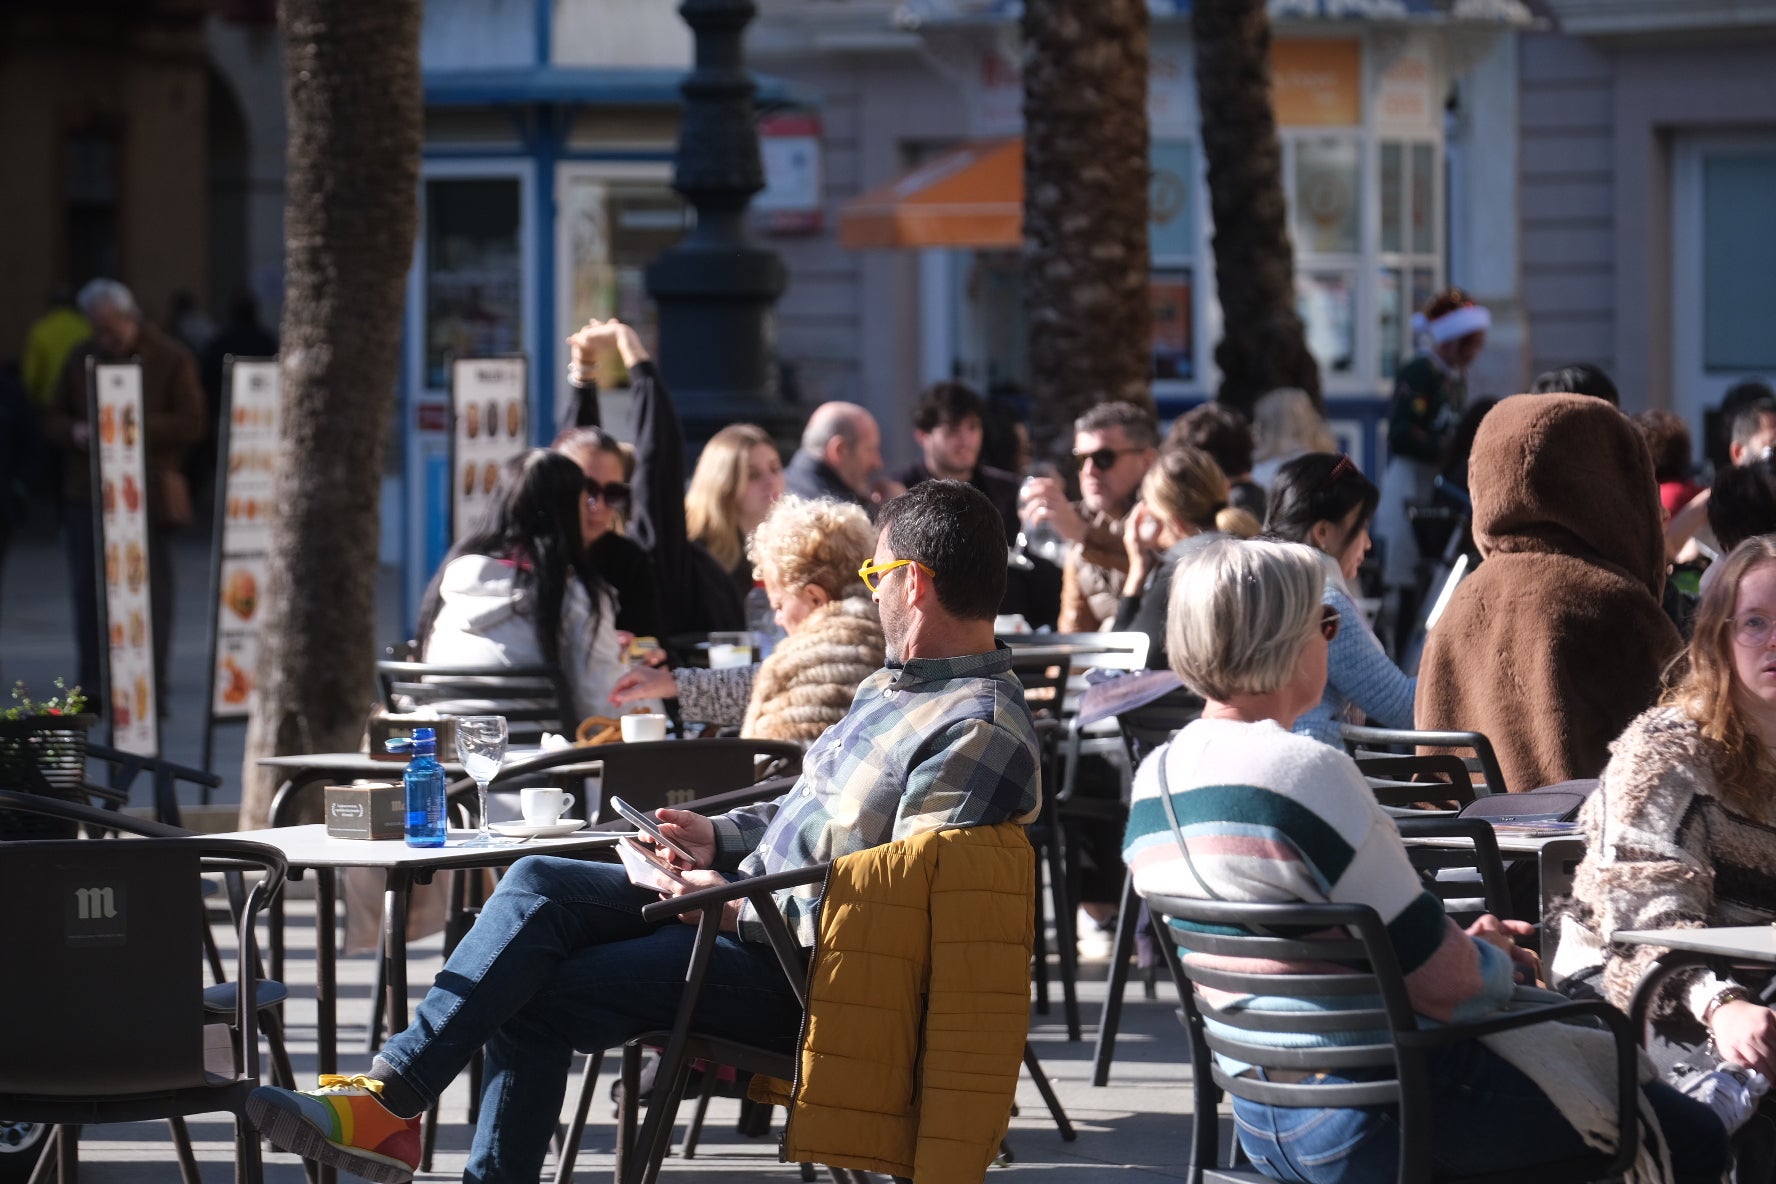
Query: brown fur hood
[{"left": 743, "top": 595, "right": 886, "bottom": 746}]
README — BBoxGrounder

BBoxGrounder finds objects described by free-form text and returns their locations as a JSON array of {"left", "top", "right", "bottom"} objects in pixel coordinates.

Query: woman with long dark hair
[
  {"left": 416, "top": 448, "right": 626, "bottom": 722},
  {"left": 1264, "top": 452, "right": 1413, "bottom": 746}
]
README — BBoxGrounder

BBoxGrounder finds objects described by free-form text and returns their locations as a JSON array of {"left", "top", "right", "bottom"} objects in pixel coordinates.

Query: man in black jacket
[{"left": 782, "top": 401, "right": 888, "bottom": 510}]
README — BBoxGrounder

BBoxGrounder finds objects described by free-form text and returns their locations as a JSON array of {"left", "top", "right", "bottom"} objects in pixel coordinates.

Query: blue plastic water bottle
[{"left": 388, "top": 728, "right": 447, "bottom": 847}]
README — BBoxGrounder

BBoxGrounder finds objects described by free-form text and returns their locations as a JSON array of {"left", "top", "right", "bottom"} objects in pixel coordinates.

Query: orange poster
[{"left": 1272, "top": 40, "right": 1362, "bottom": 127}]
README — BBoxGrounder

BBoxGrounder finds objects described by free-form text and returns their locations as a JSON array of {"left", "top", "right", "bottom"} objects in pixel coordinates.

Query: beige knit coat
[{"left": 742, "top": 595, "right": 885, "bottom": 746}]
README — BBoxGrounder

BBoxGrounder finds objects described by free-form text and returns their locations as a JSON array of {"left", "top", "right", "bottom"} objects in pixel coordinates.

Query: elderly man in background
[
  {"left": 43, "top": 278, "right": 205, "bottom": 707},
  {"left": 783, "top": 400, "right": 899, "bottom": 511},
  {"left": 1020, "top": 401, "right": 1159, "bottom": 633}
]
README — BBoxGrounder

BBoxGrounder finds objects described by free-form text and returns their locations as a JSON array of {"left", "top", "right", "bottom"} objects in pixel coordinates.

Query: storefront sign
[
  {"left": 90, "top": 361, "right": 158, "bottom": 756},
  {"left": 1272, "top": 39, "right": 1363, "bottom": 126},
  {"left": 757, "top": 112, "right": 824, "bottom": 235},
  {"left": 1376, "top": 45, "right": 1434, "bottom": 126},
  {"left": 206, "top": 358, "right": 278, "bottom": 724},
  {"left": 450, "top": 356, "right": 529, "bottom": 541}
]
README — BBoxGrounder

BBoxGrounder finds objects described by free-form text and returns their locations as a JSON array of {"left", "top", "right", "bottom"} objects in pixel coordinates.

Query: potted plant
[{"left": 0, "top": 680, "right": 96, "bottom": 840}]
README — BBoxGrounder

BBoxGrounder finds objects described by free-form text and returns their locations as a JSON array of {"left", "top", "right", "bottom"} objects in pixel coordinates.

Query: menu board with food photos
[
  {"left": 450, "top": 356, "right": 529, "bottom": 541},
  {"left": 206, "top": 358, "right": 279, "bottom": 727},
  {"left": 91, "top": 360, "right": 160, "bottom": 757}
]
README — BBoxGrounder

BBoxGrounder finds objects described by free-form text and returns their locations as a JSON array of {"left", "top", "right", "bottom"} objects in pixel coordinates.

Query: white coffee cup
[
  {"left": 520, "top": 787, "right": 576, "bottom": 825},
  {"left": 620, "top": 713, "right": 669, "bottom": 744}
]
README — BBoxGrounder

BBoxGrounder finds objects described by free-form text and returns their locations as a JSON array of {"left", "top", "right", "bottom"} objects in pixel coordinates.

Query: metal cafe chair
[
  {"left": 1341, "top": 722, "right": 1509, "bottom": 799},
  {"left": 0, "top": 823, "right": 286, "bottom": 1184},
  {"left": 1149, "top": 893, "right": 1639, "bottom": 1184}
]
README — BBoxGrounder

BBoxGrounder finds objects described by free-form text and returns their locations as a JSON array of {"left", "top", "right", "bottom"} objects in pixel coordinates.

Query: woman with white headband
[{"left": 1373, "top": 287, "right": 1490, "bottom": 633}]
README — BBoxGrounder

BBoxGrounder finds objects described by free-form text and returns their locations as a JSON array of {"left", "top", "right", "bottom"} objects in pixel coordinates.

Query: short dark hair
[
  {"left": 1708, "top": 459, "right": 1776, "bottom": 553},
  {"left": 1530, "top": 363, "right": 1620, "bottom": 406},
  {"left": 1633, "top": 410, "right": 1694, "bottom": 485},
  {"left": 875, "top": 480, "right": 1006, "bottom": 621},
  {"left": 912, "top": 381, "right": 987, "bottom": 434},
  {"left": 1074, "top": 401, "right": 1159, "bottom": 450},
  {"left": 1729, "top": 396, "right": 1776, "bottom": 456},
  {"left": 1263, "top": 453, "right": 1380, "bottom": 547},
  {"left": 1722, "top": 380, "right": 1776, "bottom": 444},
  {"left": 1169, "top": 402, "right": 1255, "bottom": 479}
]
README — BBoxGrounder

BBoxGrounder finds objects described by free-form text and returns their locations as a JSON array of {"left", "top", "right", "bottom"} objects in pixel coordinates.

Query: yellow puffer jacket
[{"left": 751, "top": 821, "right": 1034, "bottom": 1183}]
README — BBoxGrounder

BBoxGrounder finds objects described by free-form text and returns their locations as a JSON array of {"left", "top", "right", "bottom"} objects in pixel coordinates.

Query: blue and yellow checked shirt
[{"left": 710, "top": 645, "right": 1043, "bottom": 946}]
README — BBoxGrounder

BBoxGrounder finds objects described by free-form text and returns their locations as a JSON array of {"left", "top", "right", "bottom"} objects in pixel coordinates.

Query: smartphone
[
  {"left": 609, "top": 795, "right": 697, "bottom": 864},
  {"left": 616, "top": 837, "right": 692, "bottom": 893}
]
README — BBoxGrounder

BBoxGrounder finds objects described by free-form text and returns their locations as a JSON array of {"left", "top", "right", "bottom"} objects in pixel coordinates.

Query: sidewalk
[
  {"left": 52, "top": 901, "right": 1206, "bottom": 1182},
  {"left": 0, "top": 512, "right": 403, "bottom": 818}
]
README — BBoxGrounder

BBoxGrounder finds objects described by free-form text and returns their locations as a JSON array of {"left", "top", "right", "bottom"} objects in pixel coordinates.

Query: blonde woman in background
[
  {"left": 686, "top": 423, "right": 786, "bottom": 601},
  {"left": 1250, "top": 388, "right": 1338, "bottom": 490},
  {"left": 1115, "top": 442, "right": 1261, "bottom": 671}
]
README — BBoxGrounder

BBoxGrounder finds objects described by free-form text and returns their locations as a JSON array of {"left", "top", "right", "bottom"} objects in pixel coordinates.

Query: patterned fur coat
[
  {"left": 1551, "top": 706, "right": 1776, "bottom": 1021},
  {"left": 742, "top": 595, "right": 885, "bottom": 746}
]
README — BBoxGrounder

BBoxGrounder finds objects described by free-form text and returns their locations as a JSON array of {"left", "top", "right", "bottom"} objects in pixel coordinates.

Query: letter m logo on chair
[{"left": 63, "top": 881, "right": 127, "bottom": 946}]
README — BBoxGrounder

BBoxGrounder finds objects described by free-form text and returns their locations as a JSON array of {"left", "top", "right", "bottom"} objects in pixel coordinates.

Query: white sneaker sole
[{"left": 246, "top": 1093, "right": 416, "bottom": 1184}]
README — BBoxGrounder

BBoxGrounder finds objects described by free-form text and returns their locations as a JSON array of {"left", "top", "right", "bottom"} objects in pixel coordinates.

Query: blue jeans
[
  {"left": 1231, "top": 1039, "right": 1728, "bottom": 1184},
  {"left": 376, "top": 856, "right": 804, "bottom": 1184}
]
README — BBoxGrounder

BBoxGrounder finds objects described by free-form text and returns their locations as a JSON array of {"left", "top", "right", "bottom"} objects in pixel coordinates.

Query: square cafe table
[{"left": 1611, "top": 926, "right": 1776, "bottom": 1036}]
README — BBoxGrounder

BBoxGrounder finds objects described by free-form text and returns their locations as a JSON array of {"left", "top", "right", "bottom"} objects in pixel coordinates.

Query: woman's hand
[
  {"left": 1710, "top": 1000, "right": 1776, "bottom": 1076},
  {"left": 609, "top": 665, "right": 678, "bottom": 705},
  {"left": 652, "top": 808, "right": 718, "bottom": 870},
  {"left": 567, "top": 318, "right": 650, "bottom": 371},
  {"left": 1122, "top": 502, "right": 1160, "bottom": 595},
  {"left": 658, "top": 868, "right": 742, "bottom": 932},
  {"left": 1465, "top": 914, "right": 1541, "bottom": 985}
]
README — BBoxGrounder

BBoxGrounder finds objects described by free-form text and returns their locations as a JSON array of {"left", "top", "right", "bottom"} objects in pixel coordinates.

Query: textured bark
[
  {"left": 1022, "top": 0, "right": 1154, "bottom": 457},
  {"left": 1193, "top": 0, "right": 1321, "bottom": 417},
  {"left": 239, "top": 0, "right": 421, "bottom": 827}
]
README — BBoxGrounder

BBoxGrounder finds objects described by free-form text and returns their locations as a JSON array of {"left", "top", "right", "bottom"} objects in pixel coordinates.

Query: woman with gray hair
[{"left": 1121, "top": 537, "right": 1725, "bottom": 1183}]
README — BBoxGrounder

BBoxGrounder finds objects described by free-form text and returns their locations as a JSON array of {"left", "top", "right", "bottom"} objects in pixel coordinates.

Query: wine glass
[{"left": 454, "top": 715, "right": 508, "bottom": 847}]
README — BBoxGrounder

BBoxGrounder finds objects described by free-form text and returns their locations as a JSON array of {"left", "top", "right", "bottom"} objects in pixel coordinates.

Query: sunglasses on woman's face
[{"left": 584, "top": 480, "right": 631, "bottom": 510}]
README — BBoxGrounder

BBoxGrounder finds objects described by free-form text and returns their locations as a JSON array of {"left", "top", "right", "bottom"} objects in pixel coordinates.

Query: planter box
[{"left": 0, "top": 713, "right": 97, "bottom": 840}]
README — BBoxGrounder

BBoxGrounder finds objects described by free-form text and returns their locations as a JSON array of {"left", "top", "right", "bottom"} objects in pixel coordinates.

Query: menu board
[
  {"left": 91, "top": 361, "right": 159, "bottom": 756},
  {"left": 208, "top": 358, "right": 279, "bottom": 721},
  {"left": 450, "top": 356, "right": 529, "bottom": 541}
]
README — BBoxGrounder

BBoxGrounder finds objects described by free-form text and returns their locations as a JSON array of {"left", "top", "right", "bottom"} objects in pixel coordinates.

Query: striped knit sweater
[
  {"left": 1552, "top": 706, "right": 1776, "bottom": 1020},
  {"left": 1123, "top": 717, "right": 1515, "bottom": 1052}
]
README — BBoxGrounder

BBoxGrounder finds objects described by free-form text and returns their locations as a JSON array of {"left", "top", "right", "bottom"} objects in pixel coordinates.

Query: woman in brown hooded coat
[{"left": 1415, "top": 393, "right": 1682, "bottom": 793}]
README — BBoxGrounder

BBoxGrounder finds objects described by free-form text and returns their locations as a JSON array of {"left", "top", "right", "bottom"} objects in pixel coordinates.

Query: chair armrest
[
  {"left": 0, "top": 788, "right": 189, "bottom": 837},
  {"left": 639, "top": 864, "right": 830, "bottom": 923},
  {"left": 87, "top": 742, "right": 224, "bottom": 790}
]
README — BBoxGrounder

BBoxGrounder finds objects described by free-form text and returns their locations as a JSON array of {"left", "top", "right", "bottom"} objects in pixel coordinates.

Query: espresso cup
[
  {"left": 520, "top": 787, "right": 576, "bottom": 826},
  {"left": 620, "top": 713, "right": 669, "bottom": 744}
]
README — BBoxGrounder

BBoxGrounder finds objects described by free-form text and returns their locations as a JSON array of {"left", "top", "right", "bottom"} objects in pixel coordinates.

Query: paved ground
[{"left": 30, "top": 892, "right": 1210, "bottom": 1182}]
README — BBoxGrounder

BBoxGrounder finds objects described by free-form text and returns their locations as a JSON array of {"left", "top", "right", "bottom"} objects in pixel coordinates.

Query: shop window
[
  {"left": 1296, "top": 269, "right": 1355, "bottom": 376},
  {"left": 1377, "top": 138, "right": 1441, "bottom": 383},
  {"left": 1702, "top": 152, "right": 1776, "bottom": 371},
  {"left": 560, "top": 173, "right": 690, "bottom": 371},
  {"left": 1151, "top": 269, "right": 1194, "bottom": 382},
  {"left": 424, "top": 177, "right": 522, "bottom": 390},
  {"left": 1150, "top": 140, "right": 1197, "bottom": 385},
  {"left": 1292, "top": 137, "right": 1361, "bottom": 256}
]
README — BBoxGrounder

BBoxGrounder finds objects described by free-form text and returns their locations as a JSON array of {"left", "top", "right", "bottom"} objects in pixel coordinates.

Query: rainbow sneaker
[{"left": 247, "top": 1075, "right": 421, "bottom": 1183}]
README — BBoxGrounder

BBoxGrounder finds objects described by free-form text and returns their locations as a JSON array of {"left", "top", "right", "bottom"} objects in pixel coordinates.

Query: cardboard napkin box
[{"left": 324, "top": 781, "right": 405, "bottom": 840}]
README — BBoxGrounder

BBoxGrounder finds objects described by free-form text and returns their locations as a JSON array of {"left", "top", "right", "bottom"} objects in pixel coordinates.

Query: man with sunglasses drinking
[
  {"left": 1019, "top": 401, "right": 1159, "bottom": 633},
  {"left": 246, "top": 480, "right": 1041, "bottom": 1184}
]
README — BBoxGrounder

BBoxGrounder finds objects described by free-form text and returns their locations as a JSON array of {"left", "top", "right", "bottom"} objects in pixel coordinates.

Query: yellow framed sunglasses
[{"left": 857, "top": 557, "right": 931, "bottom": 593}]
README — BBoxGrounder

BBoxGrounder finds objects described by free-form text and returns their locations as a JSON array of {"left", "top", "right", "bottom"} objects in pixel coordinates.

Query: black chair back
[
  {"left": 1393, "top": 815, "right": 1511, "bottom": 925},
  {"left": 1008, "top": 655, "right": 1071, "bottom": 720},
  {"left": 1118, "top": 688, "right": 1205, "bottom": 768},
  {"left": 1352, "top": 751, "right": 1477, "bottom": 808},
  {"left": 377, "top": 659, "right": 574, "bottom": 745},
  {"left": 1341, "top": 723, "right": 1508, "bottom": 798}
]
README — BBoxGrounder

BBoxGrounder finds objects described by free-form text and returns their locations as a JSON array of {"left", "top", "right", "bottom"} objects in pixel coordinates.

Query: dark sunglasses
[
  {"left": 584, "top": 480, "right": 631, "bottom": 509},
  {"left": 1071, "top": 446, "right": 1145, "bottom": 472},
  {"left": 1319, "top": 604, "right": 1342, "bottom": 642}
]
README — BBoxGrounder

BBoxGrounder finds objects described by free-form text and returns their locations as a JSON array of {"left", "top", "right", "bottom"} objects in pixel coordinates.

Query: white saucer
[{"left": 487, "top": 818, "right": 588, "bottom": 840}]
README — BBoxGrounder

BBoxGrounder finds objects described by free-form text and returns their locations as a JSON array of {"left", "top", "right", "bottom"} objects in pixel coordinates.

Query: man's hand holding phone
[{"left": 649, "top": 807, "right": 717, "bottom": 869}]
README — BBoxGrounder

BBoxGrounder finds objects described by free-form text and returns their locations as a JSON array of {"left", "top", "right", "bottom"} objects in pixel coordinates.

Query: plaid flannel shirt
[{"left": 709, "top": 644, "right": 1042, "bottom": 946}]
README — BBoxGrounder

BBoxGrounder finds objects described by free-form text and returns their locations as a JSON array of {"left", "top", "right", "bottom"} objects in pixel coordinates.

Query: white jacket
[{"left": 422, "top": 554, "right": 625, "bottom": 725}]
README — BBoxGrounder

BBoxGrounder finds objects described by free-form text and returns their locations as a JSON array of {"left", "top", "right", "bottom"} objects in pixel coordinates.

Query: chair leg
[
  {"left": 468, "top": 1047, "right": 483, "bottom": 1125},
  {"left": 26, "top": 1129, "right": 57, "bottom": 1184},
  {"left": 54, "top": 1124, "right": 77, "bottom": 1184},
  {"left": 614, "top": 1044, "right": 641, "bottom": 1184},
  {"left": 1048, "top": 829, "right": 1081, "bottom": 1042},
  {"left": 1090, "top": 872, "right": 1142, "bottom": 1086},
  {"left": 679, "top": 1069, "right": 718, "bottom": 1158},
  {"left": 420, "top": 1102, "right": 439, "bottom": 1173},
  {"left": 1031, "top": 832, "right": 1051, "bottom": 1015},
  {"left": 365, "top": 931, "right": 387, "bottom": 1052},
  {"left": 552, "top": 1049, "right": 603, "bottom": 1184},
  {"left": 1021, "top": 1043, "right": 1076, "bottom": 1141},
  {"left": 261, "top": 1007, "right": 297, "bottom": 1090},
  {"left": 167, "top": 1116, "right": 202, "bottom": 1184},
  {"left": 798, "top": 1165, "right": 817, "bottom": 1182}
]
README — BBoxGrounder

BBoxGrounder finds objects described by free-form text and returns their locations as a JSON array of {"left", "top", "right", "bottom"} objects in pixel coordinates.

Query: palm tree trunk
[
  {"left": 240, "top": 0, "right": 422, "bottom": 827},
  {"left": 1022, "top": 0, "right": 1154, "bottom": 456},
  {"left": 1193, "top": 0, "right": 1321, "bottom": 416}
]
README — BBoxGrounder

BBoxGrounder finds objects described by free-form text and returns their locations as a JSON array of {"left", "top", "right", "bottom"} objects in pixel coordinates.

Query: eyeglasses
[
  {"left": 1732, "top": 612, "right": 1776, "bottom": 649},
  {"left": 857, "top": 556, "right": 932, "bottom": 593},
  {"left": 584, "top": 480, "right": 631, "bottom": 510},
  {"left": 1319, "top": 604, "right": 1342, "bottom": 642},
  {"left": 1071, "top": 447, "right": 1146, "bottom": 472}
]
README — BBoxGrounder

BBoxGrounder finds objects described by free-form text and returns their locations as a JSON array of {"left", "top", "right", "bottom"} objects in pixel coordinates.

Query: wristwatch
[{"left": 1703, "top": 984, "right": 1754, "bottom": 1028}]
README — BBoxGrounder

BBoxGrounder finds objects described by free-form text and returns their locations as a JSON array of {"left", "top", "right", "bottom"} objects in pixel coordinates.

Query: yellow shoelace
[{"left": 314, "top": 1074, "right": 386, "bottom": 1096}]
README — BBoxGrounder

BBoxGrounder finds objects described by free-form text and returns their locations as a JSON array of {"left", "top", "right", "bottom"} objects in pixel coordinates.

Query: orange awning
[{"left": 839, "top": 138, "right": 1024, "bottom": 250}]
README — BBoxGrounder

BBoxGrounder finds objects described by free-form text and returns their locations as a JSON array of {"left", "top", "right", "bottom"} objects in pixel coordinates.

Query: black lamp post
[{"left": 648, "top": 0, "right": 790, "bottom": 442}]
